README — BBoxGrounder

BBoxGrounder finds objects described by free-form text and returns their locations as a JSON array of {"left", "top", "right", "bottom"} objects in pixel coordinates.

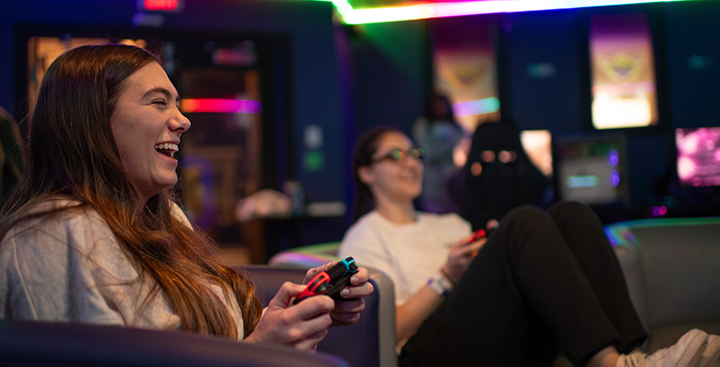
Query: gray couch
[{"left": 606, "top": 217, "right": 720, "bottom": 357}]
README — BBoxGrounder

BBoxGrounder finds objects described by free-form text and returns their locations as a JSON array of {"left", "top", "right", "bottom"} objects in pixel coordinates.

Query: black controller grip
[{"left": 322, "top": 257, "right": 359, "bottom": 300}]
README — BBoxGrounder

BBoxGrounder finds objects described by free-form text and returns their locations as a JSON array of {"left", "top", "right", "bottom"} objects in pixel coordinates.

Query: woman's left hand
[{"left": 304, "top": 263, "right": 374, "bottom": 327}]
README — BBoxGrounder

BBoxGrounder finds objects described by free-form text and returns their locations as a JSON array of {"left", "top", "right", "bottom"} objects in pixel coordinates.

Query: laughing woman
[
  {"left": 0, "top": 44, "right": 372, "bottom": 349},
  {"left": 339, "top": 126, "right": 719, "bottom": 367}
]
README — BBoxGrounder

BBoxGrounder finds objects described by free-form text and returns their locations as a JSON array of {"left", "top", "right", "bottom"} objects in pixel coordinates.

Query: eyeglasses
[{"left": 371, "top": 148, "right": 425, "bottom": 164}]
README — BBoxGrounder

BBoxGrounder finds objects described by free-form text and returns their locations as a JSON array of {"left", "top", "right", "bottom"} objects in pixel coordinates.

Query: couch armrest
[
  {"left": 613, "top": 245, "right": 648, "bottom": 329},
  {"left": 0, "top": 319, "right": 347, "bottom": 367}
]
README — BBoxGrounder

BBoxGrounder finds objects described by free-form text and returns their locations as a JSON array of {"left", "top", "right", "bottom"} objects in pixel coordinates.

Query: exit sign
[{"left": 137, "top": 0, "right": 183, "bottom": 12}]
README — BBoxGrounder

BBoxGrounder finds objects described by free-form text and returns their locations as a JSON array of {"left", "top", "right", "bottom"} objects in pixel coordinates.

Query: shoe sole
[
  {"left": 676, "top": 329, "right": 708, "bottom": 367},
  {"left": 645, "top": 329, "right": 708, "bottom": 367},
  {"left": 698, "top": 335, "right": 720, "bottom": 367}
]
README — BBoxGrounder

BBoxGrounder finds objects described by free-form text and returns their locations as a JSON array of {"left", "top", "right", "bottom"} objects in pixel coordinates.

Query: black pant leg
[
  {"left": 548, "top": 201, "right": 648, "bottom": 352},
  {"left": 401, "top": 206, "right": 620, "bottom": 367}
]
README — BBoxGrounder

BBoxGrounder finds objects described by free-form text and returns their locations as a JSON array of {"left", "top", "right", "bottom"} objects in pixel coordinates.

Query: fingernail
[{"left": 341, "top": 289, "right": 350, "bottom": 297}]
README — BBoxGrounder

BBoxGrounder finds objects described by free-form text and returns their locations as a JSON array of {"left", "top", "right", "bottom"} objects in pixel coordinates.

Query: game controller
[
  {"left": 294, "top": 257, "right": 359, "bottom": 304},
  {"left": 460, "top": 228, "right": 488, "bottom": 246}
]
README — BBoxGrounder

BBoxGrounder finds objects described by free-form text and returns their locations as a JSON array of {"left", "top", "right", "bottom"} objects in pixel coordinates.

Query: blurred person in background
[{"left": 411, "top": 92, "right": 465, "bottom": 213}]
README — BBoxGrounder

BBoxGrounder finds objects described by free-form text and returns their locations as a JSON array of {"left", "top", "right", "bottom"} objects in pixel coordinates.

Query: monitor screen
[
  {"left": 555, "top": 134, "right": 627, "bottom": 205},
  {"left": 676, "top": 127, "right": 720, "bottom": 187}
]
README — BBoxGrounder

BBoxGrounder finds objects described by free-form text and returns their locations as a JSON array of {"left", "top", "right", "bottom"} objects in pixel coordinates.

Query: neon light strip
[
  {"left": 180, "top": 99, "right": 261, "bottom": 114},
  {"left": 453, "top": 97, "right": 500, "bottom": 117},
  {"left": 326, "top": 0, "right": 355, "bottom": 15},
  {"left": 314, "top": 0, "right": 692, "bottom": 25}
]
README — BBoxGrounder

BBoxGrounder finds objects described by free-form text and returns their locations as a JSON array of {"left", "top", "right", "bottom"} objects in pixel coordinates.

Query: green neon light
[
  {"left": 313, "top": 0, "right": 354, "bottom": 16},
  {"left": 312, "top": 0, "right": 696, "bottom": 25}
]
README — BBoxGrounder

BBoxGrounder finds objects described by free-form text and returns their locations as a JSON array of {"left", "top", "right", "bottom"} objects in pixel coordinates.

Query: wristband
[{"left": 427, "top": 272, "right": 453, "bottom": 297}]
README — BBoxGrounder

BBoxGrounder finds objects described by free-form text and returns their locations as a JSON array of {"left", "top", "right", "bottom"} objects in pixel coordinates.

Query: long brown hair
[
  {"left": 0, "top": 44, "right": 262, "bottom": 338},
  {"left": 351, "top": 126, "right": 402, "bottom": 221}
]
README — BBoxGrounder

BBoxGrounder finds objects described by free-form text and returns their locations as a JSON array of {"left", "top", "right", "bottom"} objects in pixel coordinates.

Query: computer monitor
[
  {"left": 554, "top": 134, "right": 628, "bottom": 205},
  {"left": 676, "top": 127, "right": 720, "bottom": 187}
]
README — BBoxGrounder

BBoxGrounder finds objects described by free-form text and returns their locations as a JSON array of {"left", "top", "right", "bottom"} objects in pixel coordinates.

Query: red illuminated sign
[{"left": 138, "top": 0, "right": 182, "bottom": 12}]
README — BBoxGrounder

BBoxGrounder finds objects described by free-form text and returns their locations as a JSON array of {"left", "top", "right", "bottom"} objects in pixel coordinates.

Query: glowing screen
[
  {"left": 589, "top": 13, "right": 658, "bottom": 129},
  {"left": 676, "top": 127, "right": 720, "bottom": 187},
  {"left": 556, "top": 136, "right": 626, "bottom": 205}
]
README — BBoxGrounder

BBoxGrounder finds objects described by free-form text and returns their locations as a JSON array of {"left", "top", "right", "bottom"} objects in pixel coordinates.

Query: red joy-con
[
  {"left": 461, "top": 229, "right": 487, "bottom": 246},
  {"left": 294, "top": 272, "right": 331, "bottom": 304}
]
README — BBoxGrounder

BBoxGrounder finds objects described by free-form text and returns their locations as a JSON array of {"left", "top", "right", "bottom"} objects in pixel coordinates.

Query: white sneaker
[
  {"left": 617, "top": 329, "right": 709, "bottom": 367},
  {"left": 698, "top": 334, "right": 720, "bottom": 367}
]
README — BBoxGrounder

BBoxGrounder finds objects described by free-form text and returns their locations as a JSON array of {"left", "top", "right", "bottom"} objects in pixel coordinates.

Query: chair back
[
  {"left": 460, "top": 121, "right": 550, "bottom": 230},
  {"left": 0, "top": 319, "right": 348, "bottom": 367}
]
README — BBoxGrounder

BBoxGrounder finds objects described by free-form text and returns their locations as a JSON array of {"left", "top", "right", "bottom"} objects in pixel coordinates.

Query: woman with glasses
[{"left": 339, "top": 126, "right": 719, "bottom": 367}]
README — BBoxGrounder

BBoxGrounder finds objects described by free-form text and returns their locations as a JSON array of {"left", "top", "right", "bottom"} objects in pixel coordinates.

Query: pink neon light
[
  {"left": 180, "top": 99, "right": 261, "bottom": 114},
  {"left": 651, "top": 205, "right": 667, "bottom": 216}
]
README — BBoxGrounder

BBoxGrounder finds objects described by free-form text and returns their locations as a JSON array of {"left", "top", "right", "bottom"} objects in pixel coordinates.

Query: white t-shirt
[
  {"left": 0, "top": 197, "right": 245, "bottom": 339},
  {"left": 339, "top": 210, "right": 471, "bottom": 306}
]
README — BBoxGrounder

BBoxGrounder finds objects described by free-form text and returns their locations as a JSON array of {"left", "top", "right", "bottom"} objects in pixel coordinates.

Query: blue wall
[
  {"left": 502, "top": 9, "right": 588, "bottom": 134},
  {"left": 663, "top": 0, "right": 720, "bottom": 129}
]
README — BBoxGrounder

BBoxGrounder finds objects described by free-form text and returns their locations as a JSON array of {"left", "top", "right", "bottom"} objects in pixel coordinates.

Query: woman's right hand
[
  {"left": 442, "top": 236, "right": 486, "bottom": 283},
  {"left": 244, "top": 282, "right": 334, "bottom": 351}
]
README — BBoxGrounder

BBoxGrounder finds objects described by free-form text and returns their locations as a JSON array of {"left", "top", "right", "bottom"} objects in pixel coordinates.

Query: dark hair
[
  {"left": 0, "top": 106, "right": 24, "bottom": 207},
  {"left": 426, "top": 92, "right": 457, "bottom": 124},
  {"left": 0, "top": 44, "right": 262, "bottom": 338},
  {"left": 351, "top": 126, "right": 403, "bottom": 220}
]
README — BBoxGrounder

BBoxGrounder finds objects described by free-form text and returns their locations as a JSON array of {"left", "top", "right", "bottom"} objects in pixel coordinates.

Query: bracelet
[
  {"left": 439, "top": 267, "right": 456, "bottom": 286},
  {"left": 427, "top": 272, "right": 453, "bottom": 297}
]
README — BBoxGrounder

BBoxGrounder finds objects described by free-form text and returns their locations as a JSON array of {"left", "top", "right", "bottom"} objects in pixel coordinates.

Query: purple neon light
[
  {"left": 609, "top": 150, "right": 619, "bottom": 167},
  {"left": 610, "top": 170, "right": 620, "bottom": 186}
]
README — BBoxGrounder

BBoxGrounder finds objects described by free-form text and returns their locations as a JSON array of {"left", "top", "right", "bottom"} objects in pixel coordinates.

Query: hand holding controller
[
  {"left": 294, "top": 257, "right": 359, "bottom": 304},
  {"left": 443, "top": 228, "right": 489, "bottom": 282}
]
